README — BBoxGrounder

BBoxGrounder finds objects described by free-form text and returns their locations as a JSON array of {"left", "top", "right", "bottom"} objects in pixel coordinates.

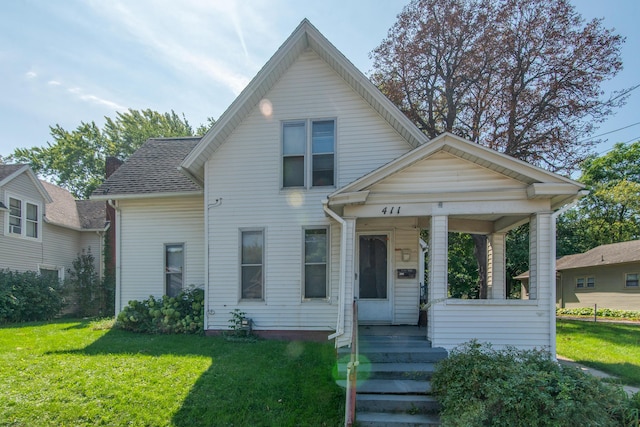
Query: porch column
[
  {"left": 428, "top": 215, "right": 448, "bottom": 341},
  {"left": 529, "top": 212, "right": 553, "bottom": 302},
  {"left": 487, "top": 232, "right": 506, "bottom": 299}
]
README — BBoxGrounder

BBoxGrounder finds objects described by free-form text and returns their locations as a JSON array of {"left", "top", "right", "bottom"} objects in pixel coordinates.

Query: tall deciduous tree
[
  {"left": 557, "top": 141, "right": 640, "bottom": 255},
  {"left": 371, "top": 0, "right": 626, "bottom": 297},
  {"left": 10, "top": 109, "right": 214, "bottom": 199}
]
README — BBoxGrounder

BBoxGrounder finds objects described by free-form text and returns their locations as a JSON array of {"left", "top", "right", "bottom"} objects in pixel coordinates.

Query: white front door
[{"left": 357, "top": 232, "right": 392, "bottom": 323}]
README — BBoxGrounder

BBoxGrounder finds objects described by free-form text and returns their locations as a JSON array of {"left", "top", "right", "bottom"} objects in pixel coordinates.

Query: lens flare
[
  {"left": 287, "top": 190, "right": 304, "bottom": 207},
  {"left": 259, "top": 98, "right": 273, "bottom": 117}
]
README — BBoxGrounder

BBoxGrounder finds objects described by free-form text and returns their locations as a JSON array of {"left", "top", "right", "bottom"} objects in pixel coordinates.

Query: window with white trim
[
  {"left": 625, "top": 273, "right": 639, "bottom": 288},
  {"left": 7, "top": 196, "right": 40, "bottom": 239},
  {"left": 165, "top": 244, "right": 184, "bottom": 297},
  {"left": 240, "top": 229, "right": 264, "bottom": 300},
  {"left": 304, "top": 227, "right": 329, "bottom": 299},
  {"left": 282, "top": 119, "right": 335, "bottom": 188},
  {"left": 576, "top": 276, "right": 595, "bottom": 289},
  {"left": 39, "top": 265, "right": 63, "bottom": 282}
]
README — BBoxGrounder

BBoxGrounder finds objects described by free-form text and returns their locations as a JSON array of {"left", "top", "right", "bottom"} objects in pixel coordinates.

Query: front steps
[{"left": 337, "top": 327, "right": 447, "bottom": 427}]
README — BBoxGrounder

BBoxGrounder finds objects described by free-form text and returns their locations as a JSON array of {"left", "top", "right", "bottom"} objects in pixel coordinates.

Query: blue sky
[{"left": 1, "top": 0, "right": 638, "bottom": 161}]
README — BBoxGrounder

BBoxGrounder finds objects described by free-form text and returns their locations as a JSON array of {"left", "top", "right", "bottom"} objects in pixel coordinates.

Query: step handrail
[{"left": 345, "top": 298, "right": 359, "bottom": 427}]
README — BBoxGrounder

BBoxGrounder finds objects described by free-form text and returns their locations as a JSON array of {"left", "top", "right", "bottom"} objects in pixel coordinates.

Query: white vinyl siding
[
  {"left": 117, "top": 196, "right": 205, "bottom": 310},
  {"left": 204, "top": 49, "right": 410, "bottom": 332}
]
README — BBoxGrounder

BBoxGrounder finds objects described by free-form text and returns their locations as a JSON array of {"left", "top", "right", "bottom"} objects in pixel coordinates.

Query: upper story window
[
  {"left": 7, "top": 196, "right": 40, "bottom": 240},
  {"left": 282, "top": 119, "right": 335, "bottom": 189},
  {"left": 625, "top": 273, "right": 639, "bottom": 288}
]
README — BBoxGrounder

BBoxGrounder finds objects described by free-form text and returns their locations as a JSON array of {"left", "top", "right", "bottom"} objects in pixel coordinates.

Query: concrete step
[
  {"left": 337, "top": 379, "right": 431, "bottom": 394},
  {"left": 356, "top": 393, "right": 440, "bottom": 414},
  {"left": 365, "top": 347, "right": 448, "bottom": 363},
  {"left": 336, "top": 362, "right": 437, "bottom": 380},
  {"left": 355, "top": 411, "right": 441, "bottom": 427}
]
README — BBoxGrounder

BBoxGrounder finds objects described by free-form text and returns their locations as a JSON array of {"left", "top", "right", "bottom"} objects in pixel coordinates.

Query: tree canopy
[
  {"left": 370, "top": 0, "right": 627, "bottom": 173},
  {"left": 9, "top": 109, "right": 214, "bottom": 199},
  {"left": 557, "top": 141, "right": 640, "bottom": 255}
]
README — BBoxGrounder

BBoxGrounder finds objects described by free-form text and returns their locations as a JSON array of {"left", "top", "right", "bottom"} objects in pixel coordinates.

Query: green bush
[
  {"left": 116, "top": 288, "right": 204, "bottom": 334},
  {"left": 432, "top": 341, "right": 635, "bottom": 426},
  {"left": 557, "top": 307, "right": 640, "bottom": 320},
  {"left": 65, "top": 249, "right": 114, "bottom": 317},
  {"left": 0, "top": 269, "right": 64, "bottom": 322}
]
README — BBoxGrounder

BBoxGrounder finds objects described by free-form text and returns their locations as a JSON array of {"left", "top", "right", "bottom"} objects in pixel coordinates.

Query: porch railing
[{"left": 344, "top": 298, "right": 359, "bottom": 427}]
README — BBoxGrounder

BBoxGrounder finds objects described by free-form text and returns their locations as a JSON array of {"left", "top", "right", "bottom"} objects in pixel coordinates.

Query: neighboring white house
[
  {"left": 0, "top": 164, "right": 108, "bottom": 280},
  {"left": 93, "top": 20, "right": 584, "bottom": 353}
]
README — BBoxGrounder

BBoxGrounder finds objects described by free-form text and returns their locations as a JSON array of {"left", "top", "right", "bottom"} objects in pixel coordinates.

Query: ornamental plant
[{"left": 116, "top": 287, "right": 204, "bottom": 334}]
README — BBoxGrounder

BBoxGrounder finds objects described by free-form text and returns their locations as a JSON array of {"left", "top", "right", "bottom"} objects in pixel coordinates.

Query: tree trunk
[{"left": 472, "top": 234, "right": 488, "bottom": 299}]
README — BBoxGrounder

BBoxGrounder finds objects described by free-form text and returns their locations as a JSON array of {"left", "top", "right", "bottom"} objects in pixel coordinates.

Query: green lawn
[
  {"left": 557, "top": 319, "right": 640, "bottom": 386},
  {"left": 0, "top": 319, "right": 344, "bottom": 426}
]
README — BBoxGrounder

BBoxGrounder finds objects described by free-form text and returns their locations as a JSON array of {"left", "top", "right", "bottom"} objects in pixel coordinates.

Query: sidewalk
[{"left": 557, "top": 355, "right": 640, "bottom": 396}]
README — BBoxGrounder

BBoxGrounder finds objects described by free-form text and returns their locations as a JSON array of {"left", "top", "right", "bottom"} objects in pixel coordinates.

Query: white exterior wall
[
  {"left": 116, "top": 196, "right": 204, "bottom": 312},
  {"left": 205, "top": 49, "right": 412, "bottom": 332}
]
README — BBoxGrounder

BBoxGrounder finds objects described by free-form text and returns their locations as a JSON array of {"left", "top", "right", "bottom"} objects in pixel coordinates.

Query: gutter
[{"left": 323, "top": 200, "right": 347, "bottom": 342}]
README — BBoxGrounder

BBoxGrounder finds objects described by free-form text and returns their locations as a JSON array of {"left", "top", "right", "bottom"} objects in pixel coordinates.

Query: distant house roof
[
  {"left": 40, "top": 181, "right": 107, "bottom": 231},
  {"left": 92, "top": 138, "right": 202, "bottom": 200},
  {"left": 515, "top": 240, "right": 640, "bottom": 279},
  {"left": 0, "top": 164, "right": 26, "bottom": 181}
]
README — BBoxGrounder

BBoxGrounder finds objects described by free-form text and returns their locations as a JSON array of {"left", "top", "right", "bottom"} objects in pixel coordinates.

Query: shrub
[
  {"left": 0, "top": 269, "right": 64, "bottom": 322},
  {"left": 432, "top": 341, "right": 635, "bottom": 426},
  {"left": 116, "top": 287, "right": 204, "bottom": 334},
  {"left": 65, "top": 249, "right": 114, "bottom": 317},
  {"left": 557, "top": 307, "right": 640, "bottom": 320}
]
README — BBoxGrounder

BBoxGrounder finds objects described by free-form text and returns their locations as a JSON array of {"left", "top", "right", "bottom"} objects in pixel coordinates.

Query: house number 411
[{"left": 381, "top": 206, "right": 401, "bottom": 215}]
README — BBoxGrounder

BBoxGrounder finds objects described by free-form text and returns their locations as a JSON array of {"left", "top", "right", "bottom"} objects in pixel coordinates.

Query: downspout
[
  {"left": 108, "top": 199, "right": 121, "bottom": 315},
  {"left": 324, "top": 200, "right": 347, "bottom": 342},
  {"left": 549, "top": 190, "right": 588, "bottom": 360}
]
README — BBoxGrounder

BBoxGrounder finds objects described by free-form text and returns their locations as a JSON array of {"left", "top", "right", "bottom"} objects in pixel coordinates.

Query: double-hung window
[
  {"left": 576, "top": 276, "right": 595, "bottom": 289},
  {"left": 625, "top": 273, "right": 639, "bottom": 288},
  {"left": 165, "top": 244, "right": 184, "bottom": 297},
  {"left": 7, "top": 196, "right": 39, "bottom": 239},
  {"left": 282, "top": 119, "right": 335, "bottom": 188},
  {"left": 241, "top": 229, "right": 264, "bottom": 300},
  {"left": 304, "top": 228, "right": 328, "bottom": 299}
]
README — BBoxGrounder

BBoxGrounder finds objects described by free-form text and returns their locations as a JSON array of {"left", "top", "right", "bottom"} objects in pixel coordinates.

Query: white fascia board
[
  {"left": 526, "top": 183, "right": 583, "bottom": 199},
  {"left": 327, "top": 190, "right": 370, "bottom": 206},
  {"left": 91, "top": 190, "right": 203, "bottom": 201}
]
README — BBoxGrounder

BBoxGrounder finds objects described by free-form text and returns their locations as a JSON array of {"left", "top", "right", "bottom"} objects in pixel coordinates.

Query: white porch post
[
  {"left": 487, "top": 232, "right": 506, "bottom": 299},
  {"left": 428, "top": 215, "right": 448, "bottom": 342},
  {"left": 529, "top": 211, "right": 556, "bottom": 355}
]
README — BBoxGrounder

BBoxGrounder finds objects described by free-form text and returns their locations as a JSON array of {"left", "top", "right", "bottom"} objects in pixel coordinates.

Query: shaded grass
[
  {"left": 557, "top": 319, "right": 640, "bottom": 386},
  {"left": 0, "top": 319, "right": 344, "bottom": 426}
]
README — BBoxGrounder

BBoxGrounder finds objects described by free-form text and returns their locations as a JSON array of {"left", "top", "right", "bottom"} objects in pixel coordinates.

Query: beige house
[
  {"left": 519, "top": 240, "right": 640, "bottom": 311},
  {"left": 0, "top": 164, "right": 107, "bottom": 280},
  {"left": 93, "top": 19, "right": 585, "bottom": 353}
]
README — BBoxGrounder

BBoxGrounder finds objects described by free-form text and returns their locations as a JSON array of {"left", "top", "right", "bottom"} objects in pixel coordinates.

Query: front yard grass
[
  {"left": 557, "top": 319, "right": 640, "bottom": 386},
  {"left": 0, "top": 319, "right": 344, "bottom": 426}
]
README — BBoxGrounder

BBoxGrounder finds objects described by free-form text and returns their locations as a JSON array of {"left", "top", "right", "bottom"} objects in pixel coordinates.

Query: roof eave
[{"left": 91, "top": 190, "right": 203, "bottom": 201}]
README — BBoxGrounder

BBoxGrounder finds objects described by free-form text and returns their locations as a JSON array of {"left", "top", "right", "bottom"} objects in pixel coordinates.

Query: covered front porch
[{"left": 326, "top": 133, "right": 584, "bottom": 352}]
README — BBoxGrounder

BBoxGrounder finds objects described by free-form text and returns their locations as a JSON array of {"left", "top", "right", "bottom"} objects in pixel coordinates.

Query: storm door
[{"left": 357, "top": 233, "right": 392, "bottom": 323}]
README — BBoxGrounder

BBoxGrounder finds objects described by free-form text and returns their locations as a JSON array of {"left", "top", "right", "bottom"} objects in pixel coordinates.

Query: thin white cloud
[
  {"left": 86, "top": 0, "right": 283, "bottom": 95},
  {"left": 25, "top": 71, "right": 37, "bottom": 79},
  {"left": 47, "top": 80, "right": 61, "bottom": 86}
]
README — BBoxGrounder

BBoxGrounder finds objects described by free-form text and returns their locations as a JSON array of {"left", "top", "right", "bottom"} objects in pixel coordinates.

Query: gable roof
[
  {"left": 515, "top": 240, "right": 640, "bottom": 280},
  {"left": 92, "top": 138, "right": 203, "bottom": 200},
  {"left": 328, "top": 133, "right": 585, "bottom": 210},
  {"left": 40, "top": 181, "right": 107, "bottom": 231},
  {"left": 0, "top": 164, "right": 53, "bottom": 203},
  {"left": 180, "top": 19, "right": 429, "bottom": 183},
  {"left": 557, "top": 240, "right": 640, "bottom": 270}
]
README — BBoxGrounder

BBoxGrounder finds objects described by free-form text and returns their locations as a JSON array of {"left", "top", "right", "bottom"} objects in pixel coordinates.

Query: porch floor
[{"left": 359, "top": 324, "right": 427, "bottom": 337}]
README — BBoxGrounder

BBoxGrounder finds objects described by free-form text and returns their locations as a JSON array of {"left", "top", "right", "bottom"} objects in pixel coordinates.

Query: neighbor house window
[
  {"left": 304, "top": 227, "right": 328, "bottom": 299},
  {"left": 165, "top": 244, "right": 184, "bottom": 297},
  {"left": 7, "top": 196, "right": 40, "bottom": 239},
  {"left": 282, "top": 119, "right": 335, "bottom": 188},
  {"left": 625, "top": 273, "right": 639, "bottom": 288},
  {"left": 241, "top": 230, "right": 264, "bottom": 300},
  {"left": 39, "top": 265, "right": 63, "bottom": 282},
  {"left": 576, "top": 277, "right": 595, "bottom": 289}
]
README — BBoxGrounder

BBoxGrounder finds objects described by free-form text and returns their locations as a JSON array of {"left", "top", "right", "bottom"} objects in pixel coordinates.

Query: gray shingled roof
[
  {"left": 93, "top": 138, "right": 202, "bottom": 197},
  {"left": 40, "top": 181, "right": 106, "bottom": 230},
  {"left": 0, "top": 164, "right": 27, "bottom": 181},
  {"left": 515, "top": 240, "right": 640, "bottom": 279}
]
